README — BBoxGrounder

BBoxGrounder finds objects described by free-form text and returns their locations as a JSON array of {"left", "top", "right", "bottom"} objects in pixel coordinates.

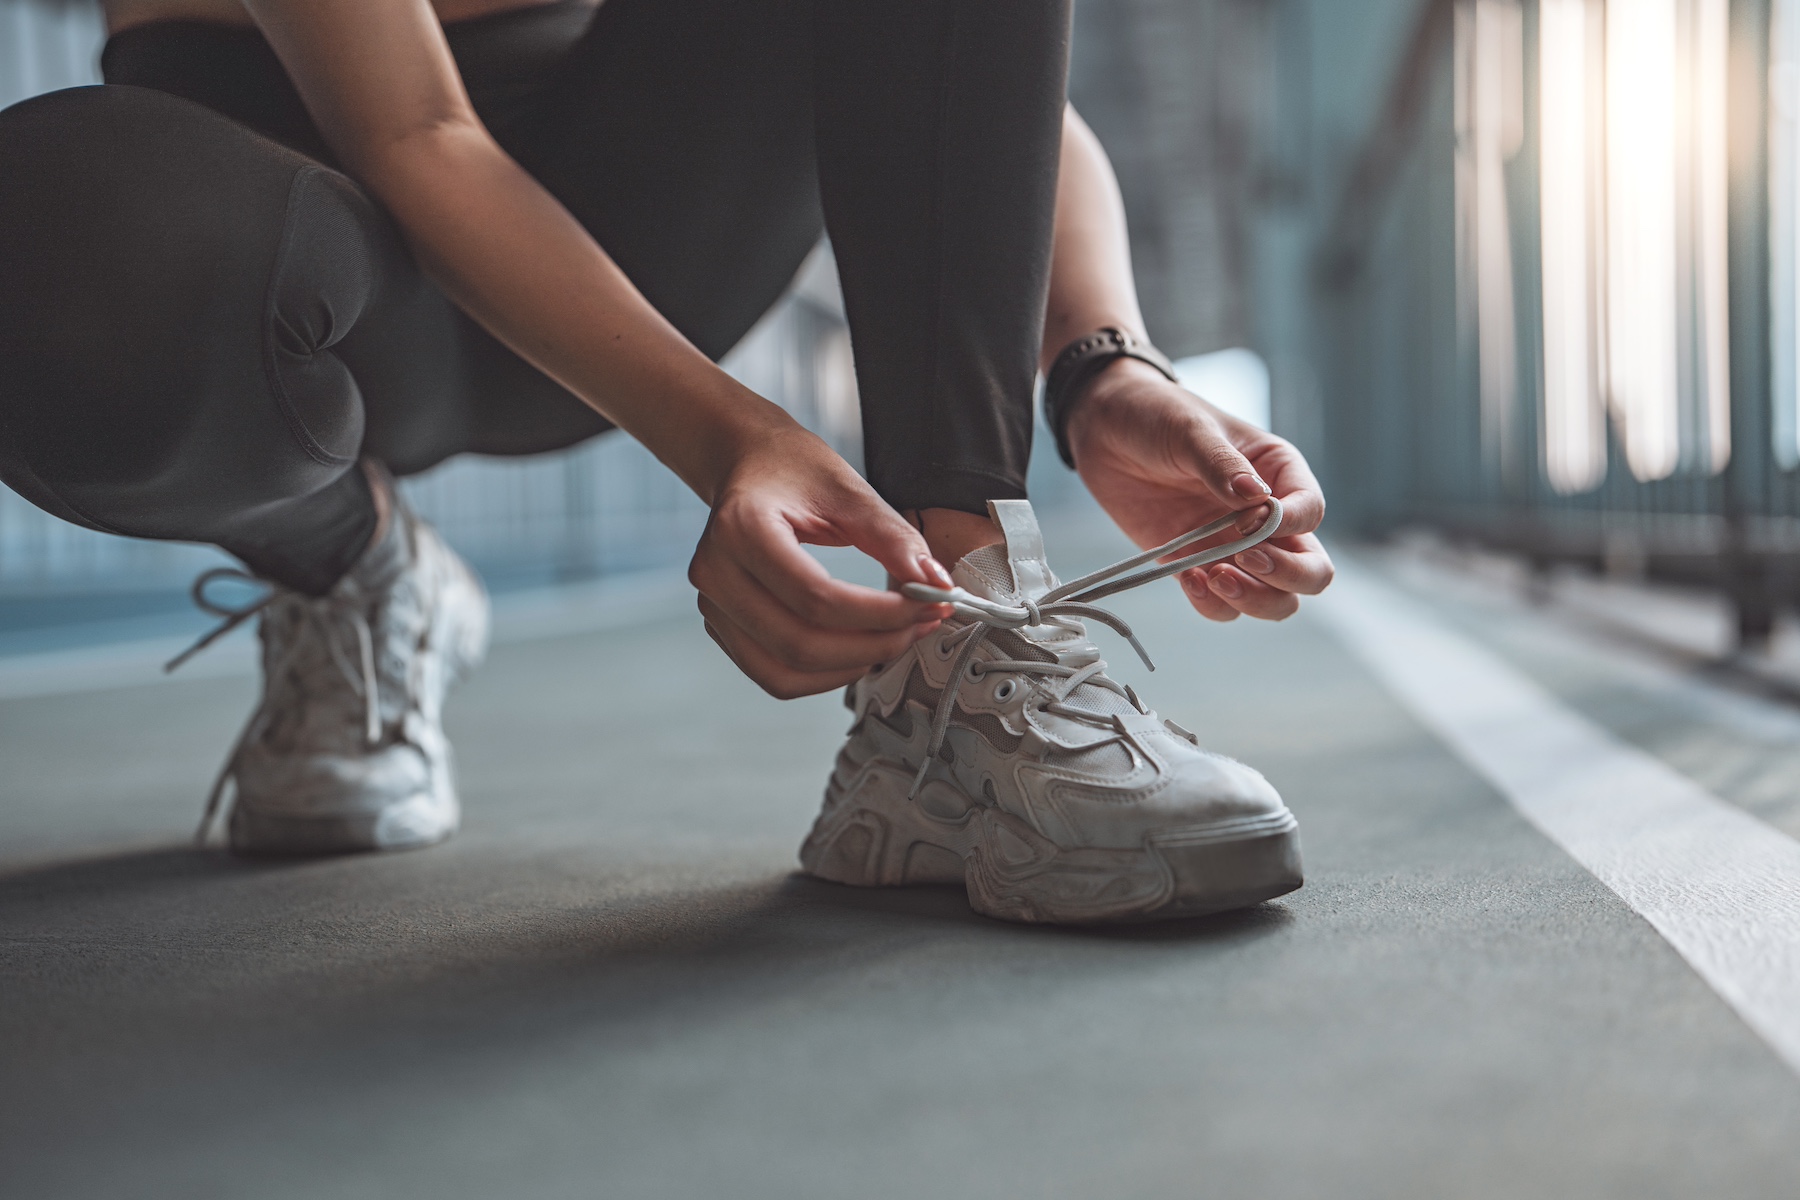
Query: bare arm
[
  {"left": 1044, "top": 106, "right": 1334, "bottom": 620},
  {"left": 1042, "top": 107, "right": 1148, "bottom": 371},
  {"left": 242, "top": 0, "right": 949, "bottom": 696}
]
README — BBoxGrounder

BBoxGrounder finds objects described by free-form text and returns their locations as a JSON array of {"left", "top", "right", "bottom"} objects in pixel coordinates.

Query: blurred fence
[
  {"left": 1314, "top": 0, "right": 1800, "bottom": 643},
  {"left": 0, "top": 0, "right": 867, "bottom": 596}
]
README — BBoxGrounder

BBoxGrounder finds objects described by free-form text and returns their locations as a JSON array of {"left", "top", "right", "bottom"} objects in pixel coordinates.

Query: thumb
[
  {"left": 1176, "top": 414, "right": 1271, "bottom": 510},
  {"left": 842, "top": 494, "right": 955, "bottom": 591}
]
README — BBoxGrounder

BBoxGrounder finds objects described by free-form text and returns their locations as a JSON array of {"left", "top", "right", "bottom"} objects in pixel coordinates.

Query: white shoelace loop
[{"left": 897, "top": 499, "right": 1284, "bottom": 797}]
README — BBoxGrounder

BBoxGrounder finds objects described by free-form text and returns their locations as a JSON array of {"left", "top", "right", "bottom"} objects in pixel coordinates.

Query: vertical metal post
[{"left": 1726, "top": 0, "right": 1776, "bottom": 646}]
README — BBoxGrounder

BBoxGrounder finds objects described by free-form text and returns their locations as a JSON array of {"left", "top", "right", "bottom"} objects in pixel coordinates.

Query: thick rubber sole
[
  {"left": 227, "top": 795, "right": 458, "bottom": 857},
  {"left": 799, "top": 761, "right": 1303, "bottom": 925}
]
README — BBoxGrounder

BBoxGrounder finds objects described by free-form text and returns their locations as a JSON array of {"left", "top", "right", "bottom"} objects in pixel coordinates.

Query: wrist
[
  {"left": 1042, "top": 327, "right": 1178, "bottom": 470},
  {"left": 1041, "top": 313, "right": 1146, "bottom": 376},
  {"left": 1064, "top": 357, "right": 1166, "bottom": 456},
  {"left": 646, "top": 377, "right": 801, "bottom": 506},
  {"left": 697, "top": 395, "right": 807, "bottom": 500}
]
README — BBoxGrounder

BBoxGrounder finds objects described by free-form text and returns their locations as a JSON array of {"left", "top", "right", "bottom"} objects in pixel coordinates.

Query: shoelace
[
  {"left": 166, "top": 567, "right": 383, "bottom": 844},
  {"left": 898, "top": 498, "right": 1284, "bottom": 797}
]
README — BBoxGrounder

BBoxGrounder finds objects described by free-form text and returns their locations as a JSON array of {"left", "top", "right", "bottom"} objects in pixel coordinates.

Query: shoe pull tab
[{"left": 987, "top": 500, "right": 1054, "bottom": 600}]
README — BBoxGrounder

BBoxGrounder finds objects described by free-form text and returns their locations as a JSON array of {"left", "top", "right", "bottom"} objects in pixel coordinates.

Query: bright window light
[
  {"left": 1536, "top": 0, "right": 1730, "bottom": 487},
  {"left": 1604, "top": 0, "right": 1682, "bottom": 482},
  {"left": 1695, "top": 0, "right": 1731, "bottom": 474},
  {"left": 1773, "top": 0, "right": 1800, "bottom": 468},
  {"left": 1539, "top": 0, "right": 1605, "bottom": 493}
]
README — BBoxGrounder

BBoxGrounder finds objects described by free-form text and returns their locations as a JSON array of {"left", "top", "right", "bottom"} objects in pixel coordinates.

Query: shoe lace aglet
[
  {"left": 1124, "top": 631, "right": 1154, "bottom": 672},
  {"left": 194, "top": 771, "right": 231, "bottom": 847},
  {"left": 908, "top": 756, "right": 931, "bottom": 800}
]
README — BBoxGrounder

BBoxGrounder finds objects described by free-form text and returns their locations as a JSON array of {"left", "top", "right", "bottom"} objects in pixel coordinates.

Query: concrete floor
[{"left": 6, "top": 532, "right": 1800, "bottom": 1198}]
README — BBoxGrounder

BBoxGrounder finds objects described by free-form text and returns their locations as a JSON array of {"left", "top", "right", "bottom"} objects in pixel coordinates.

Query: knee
[
  {"left": 262, "top": 165, "right": 400, "bottom": 469},
  {"left": 0, "top": 86, "right": 389, "bottom": 534}
]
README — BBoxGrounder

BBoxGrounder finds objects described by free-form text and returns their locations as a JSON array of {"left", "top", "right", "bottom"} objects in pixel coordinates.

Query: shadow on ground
[{"left": 1, "top": 840, "right": 1299, "bottom": 1095}]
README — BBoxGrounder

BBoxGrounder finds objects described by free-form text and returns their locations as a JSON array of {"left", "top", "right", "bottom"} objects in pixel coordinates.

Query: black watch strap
[{"left": 1042, "top": 327, "right": 1178, "bottom": 469}]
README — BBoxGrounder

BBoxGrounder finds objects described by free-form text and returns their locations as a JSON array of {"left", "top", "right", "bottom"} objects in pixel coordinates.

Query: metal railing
[{"left": 1313, "top": 0, "right": 1800, "bottom": 643}]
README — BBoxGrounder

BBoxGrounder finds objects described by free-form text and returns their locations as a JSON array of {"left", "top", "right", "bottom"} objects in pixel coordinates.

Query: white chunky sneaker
[
  {"left": 172, "top": 497, "right": 489, "bottom": 855},
  {"left": 800, "top": 499, "right": 1302, "bottom": 924}
]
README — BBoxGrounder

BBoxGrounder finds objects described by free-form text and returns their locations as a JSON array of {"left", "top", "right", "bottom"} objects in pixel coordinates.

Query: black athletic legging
[{"left": 0, "top": 0, "right": 1069, "bottom": 593}]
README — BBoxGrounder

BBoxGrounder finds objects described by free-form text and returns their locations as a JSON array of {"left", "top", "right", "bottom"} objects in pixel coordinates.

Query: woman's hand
[
  {"left": 689, "top": 421, "right": 954, "bottom": 699},
  {"left": 1066, "top": 359, "right": 1333, "bottom": 621}
]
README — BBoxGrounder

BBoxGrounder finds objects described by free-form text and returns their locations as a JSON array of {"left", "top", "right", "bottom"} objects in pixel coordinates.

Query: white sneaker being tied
[
  {"left": 800, "top": 498, "right": 1302, "bottom": 924},
  {"left": 172, "top": 496, "right": 489, "bottom": 855}
]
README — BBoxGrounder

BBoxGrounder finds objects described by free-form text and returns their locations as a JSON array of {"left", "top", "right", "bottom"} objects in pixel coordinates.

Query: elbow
[{"left": 345, "top": 111, "right": 494, "bottom": 195}]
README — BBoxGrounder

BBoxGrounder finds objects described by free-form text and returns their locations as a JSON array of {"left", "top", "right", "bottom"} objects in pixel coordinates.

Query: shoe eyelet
[
  {"left": 934, "top": 639, "right": 955, "bottom": 661},
  {"left": 993, "top": 678, "right": 1018, "bottom": 702}
]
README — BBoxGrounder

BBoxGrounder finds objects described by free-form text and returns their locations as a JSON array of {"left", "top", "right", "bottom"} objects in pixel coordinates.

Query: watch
[{"left": 1042, "top": 326, "right": 1177, "bottom": 469}]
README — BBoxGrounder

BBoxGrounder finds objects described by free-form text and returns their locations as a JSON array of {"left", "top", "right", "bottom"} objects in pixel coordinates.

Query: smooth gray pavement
[{"left": 6, "top": 531, "right": 1800, "bottom": 1199}]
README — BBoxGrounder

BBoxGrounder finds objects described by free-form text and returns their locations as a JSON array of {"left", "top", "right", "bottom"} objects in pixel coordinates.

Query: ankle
[
  {"left": 361, "top": 460, "right": 393, "bottom": 558},
  {"left": 217, "top": 465, "right": 385, "bottom": 596},
  {"left": 910, "top": 507, "right": 1004, "bottom": 566}
]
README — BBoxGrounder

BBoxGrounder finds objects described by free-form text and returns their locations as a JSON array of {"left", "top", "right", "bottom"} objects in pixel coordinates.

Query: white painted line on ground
[
  {"left": 1316, "top": 564, "right": 1800, "bottom": 1076},
  {"left": 0, "top": 568, "right": 691, "bottom": 701}
]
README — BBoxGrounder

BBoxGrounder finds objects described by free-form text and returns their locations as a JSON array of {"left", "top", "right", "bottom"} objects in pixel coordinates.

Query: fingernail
[
  {"left": 1236, "top": 506, "right": 1270, "bottom": 535},
  {"left": 918, "top": 554, "right": 953, "bottom": 588},
  {"left": 1238, "top": 549, "right": 1273, "bottom": 575},
  {"left": 1232, "top": 473, "right": 1272, "bottom": 500},
  {"left": 1209, "top": 570, "right": 1243, "bottom": 599}
]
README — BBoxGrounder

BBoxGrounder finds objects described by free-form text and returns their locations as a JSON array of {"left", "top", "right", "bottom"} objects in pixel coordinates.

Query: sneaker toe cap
[
  {"left": 1150, "top": 752, "right": 1287, "bottom": 822},
  {"left": 1036, "top": 752, "right": 1287, "bottom": 847}
]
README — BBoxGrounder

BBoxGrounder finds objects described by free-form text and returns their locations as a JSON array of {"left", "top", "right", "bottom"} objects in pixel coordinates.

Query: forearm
[
  {"left": 239, "top": 0, "right": 793, "bottom": 501},
  {"left": 366, "top": 123, "right": 789, "bottom": 503},
  {"left": 1042, "top": 106, "right": 1148, "bottom": 372}
]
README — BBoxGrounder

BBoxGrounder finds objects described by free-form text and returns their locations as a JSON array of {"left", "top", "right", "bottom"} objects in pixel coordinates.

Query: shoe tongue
[
  {"left": 948, "top": 500, "right": 1110, "bottom": 669},
  {"left": 950, "top": 542, "right": 1022, "bottom": 602},
  {"left": 948, "top": 499, "right": 1058, "bottom": 602}
]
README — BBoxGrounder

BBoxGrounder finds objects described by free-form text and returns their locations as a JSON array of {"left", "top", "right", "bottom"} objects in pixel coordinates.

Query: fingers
[
  {"left": 836, "top": 492, "right": 957, "bottom": 590},
  {"left": 695, "top": 567, "right": 938, "bottom": 679},
  {"left": 703, "top": 503, "right": 946, "bottom": 635},
  {"left": 702, "top": 612, "right": 873, "bottom": 700},
  {"left": 1198, "top": 533, "right": 1334, "bottom": 621},
  {"left": 1179, "top": 568, "right": 1241, "bottom": 622},
  {"left": 691, "top": 427, "right": 961, "bottom": 697},
  {"left": 1243, "top": 441, "right": 1326, "bottom": 537},
  {"left": 692, "top": 495, "right": 951, "bottom": 697},
  {"left": 1202, "top": 565, "right": 1300, "bottom": 620},
  {"left": 1174, "top": 398, "right": 1326, "bottom": 537},
  {"left": 1172, "top": 411, "right": 1270, "bottom": 512},
  {"left": 1229, "top": 534, "right": 1334, "bottom": 596}
]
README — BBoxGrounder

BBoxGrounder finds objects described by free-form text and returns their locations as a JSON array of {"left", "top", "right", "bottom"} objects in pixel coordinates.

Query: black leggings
[{"left": 0, "top": 0, "right": 1069, "bottom": 593}]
